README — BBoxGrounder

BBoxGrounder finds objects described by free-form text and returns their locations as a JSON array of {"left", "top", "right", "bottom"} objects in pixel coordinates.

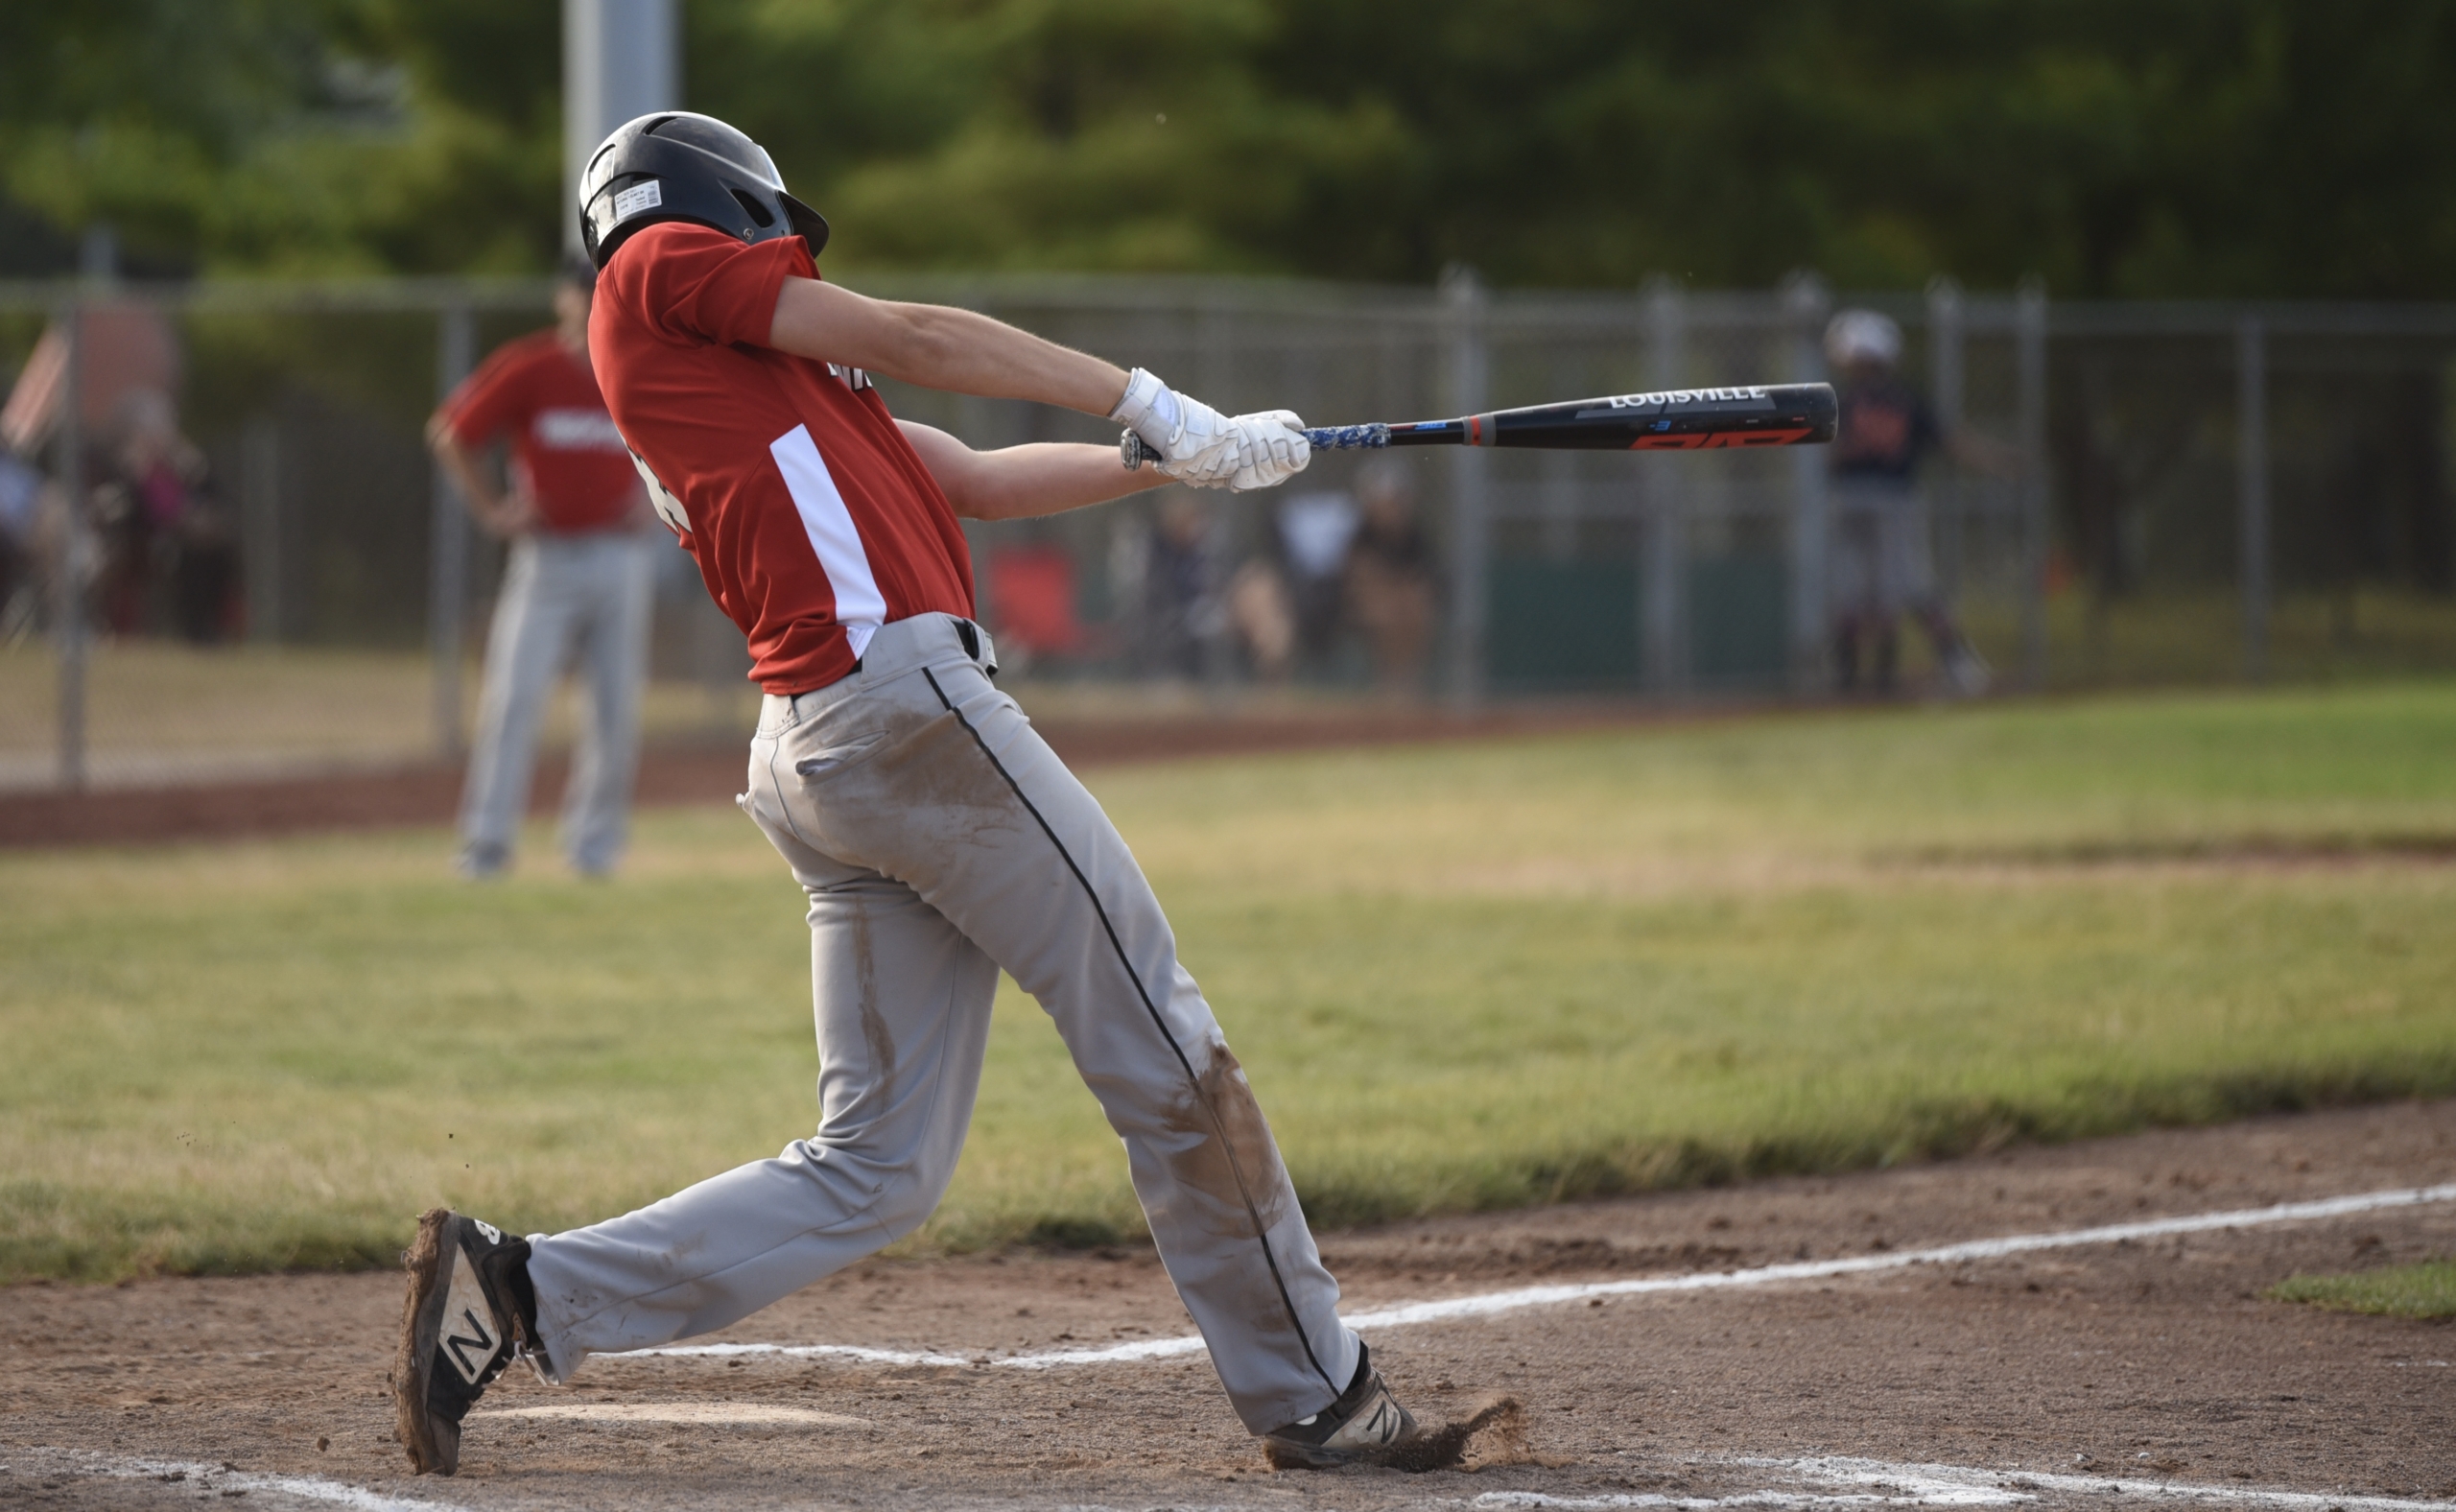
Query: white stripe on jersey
[{"left": 768, "top": 424, "right": 886, "bottom": 662}]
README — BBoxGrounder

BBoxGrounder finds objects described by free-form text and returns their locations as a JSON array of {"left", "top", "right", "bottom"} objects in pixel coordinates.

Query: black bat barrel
[{"left": 1383, "top": 382, "right": 1836, "bottom": 451}]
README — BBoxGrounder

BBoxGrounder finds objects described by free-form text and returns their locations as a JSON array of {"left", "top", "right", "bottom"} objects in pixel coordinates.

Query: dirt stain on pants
[
  {"left": 846, "top": 894, "right": 895, "bottom": 1090},
  {"left": 1162, "top": 1042, "right": 1294, "bottom": 1240}
]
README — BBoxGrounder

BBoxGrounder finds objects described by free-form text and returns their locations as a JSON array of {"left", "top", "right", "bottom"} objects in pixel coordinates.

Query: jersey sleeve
[
  {"left": 440, "top": 342, "right": 540, "bottom": 447},
  {"left": 624, "top": 223, "right": 815, "bottom": 350}
]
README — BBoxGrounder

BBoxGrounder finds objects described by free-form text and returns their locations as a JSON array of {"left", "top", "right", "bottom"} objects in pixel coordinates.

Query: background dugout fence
[{"left": 1, "top": 273, "right": 2453, "bottom": 795}]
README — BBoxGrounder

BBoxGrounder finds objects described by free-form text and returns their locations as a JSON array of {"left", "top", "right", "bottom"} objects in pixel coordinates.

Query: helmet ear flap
[{"left": 779, "top": 193, "right": 830, "bottom": 257}]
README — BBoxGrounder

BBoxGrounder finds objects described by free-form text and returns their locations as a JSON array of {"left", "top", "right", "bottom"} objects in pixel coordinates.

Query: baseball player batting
[{"left": 392, "top": 112, "right": 1415, "bottom": 1476}]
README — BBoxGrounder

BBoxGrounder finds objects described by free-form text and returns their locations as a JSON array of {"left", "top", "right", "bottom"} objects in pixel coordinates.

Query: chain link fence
[{"left": 2, "top": 272, "right": 2452, "bottom": 793}]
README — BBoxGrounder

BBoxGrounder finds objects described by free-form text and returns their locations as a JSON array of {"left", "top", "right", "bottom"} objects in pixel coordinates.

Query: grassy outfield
[{"left": 5, "top": 681, "right": 2456, "bottom": 1281}]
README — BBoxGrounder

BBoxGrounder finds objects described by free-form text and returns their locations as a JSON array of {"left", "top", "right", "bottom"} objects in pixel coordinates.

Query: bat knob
[{"left": 1121, "top": 430, "right": 1156, "bottom": 471}]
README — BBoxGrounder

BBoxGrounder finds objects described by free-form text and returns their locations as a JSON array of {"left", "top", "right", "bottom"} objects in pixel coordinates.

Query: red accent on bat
[
  {"left": 1629, "top": 426, "right": 1816, "bottom": 451},
  {"left": 1468, "top": 413, "right": 1484, "bottom": 445}
]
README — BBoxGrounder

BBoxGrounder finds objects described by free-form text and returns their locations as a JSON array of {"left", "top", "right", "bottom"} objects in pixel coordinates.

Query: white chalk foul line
[
  {"left": 1476, "top": 1454, "right": 2456, "bottom": 1510},
  {"left": 610, "top": 1182, "right": 2456, "bottom": 1371},
  {"left": 474, "top": 1401, "right": 870, "bottom": 1427},
  {"left": 12, "top": 1448, "right": 466, "bottom": 1512}
]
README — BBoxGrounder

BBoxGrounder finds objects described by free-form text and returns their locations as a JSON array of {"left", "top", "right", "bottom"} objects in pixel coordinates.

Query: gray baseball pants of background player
[
  {"left": 521, "top": 611, "right": 1361, "bottom": 1434},
  {"left": 1827, "top": 477, "right": 1939, "bottom": 621},
  {"left": 458, "top": 530, "right": 656, "bottom": 877}
]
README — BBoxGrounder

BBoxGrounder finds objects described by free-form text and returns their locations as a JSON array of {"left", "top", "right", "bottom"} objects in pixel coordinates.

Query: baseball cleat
[
  {"left": 1260, "top": 1342, "right": 1419, "bottom": 1469},
  {"left": 393, "top": 1208, "right": 537, "bottom": 1476}
]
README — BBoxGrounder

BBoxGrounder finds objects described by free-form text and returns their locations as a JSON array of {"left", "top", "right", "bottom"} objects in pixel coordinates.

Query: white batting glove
[
  {"left": 1110, "top": 367, "right": 1248, "bottom": 490},
  {"left": 1225, "top": 410, "right": 1310, "bottom": 492}
]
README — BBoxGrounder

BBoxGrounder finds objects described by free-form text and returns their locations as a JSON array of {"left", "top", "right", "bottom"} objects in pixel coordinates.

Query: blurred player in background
[
  {"left": 428, "top": 257, "right": 655, "bottom": 879},
  {"left": 1824, "top": 309, "right": 2005, "bottom": 697},
  {"left": 395, "top": 113, "right": 1421, "bottom": 1478}
]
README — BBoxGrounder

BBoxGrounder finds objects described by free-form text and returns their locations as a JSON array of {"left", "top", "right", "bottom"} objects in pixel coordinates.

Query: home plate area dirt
[{"left": 5, "top": 1101, "right": 2453, "bottom": 1511}]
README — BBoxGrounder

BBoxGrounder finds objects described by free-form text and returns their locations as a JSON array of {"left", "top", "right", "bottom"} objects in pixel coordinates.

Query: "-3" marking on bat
[{"left": 1629, "top": 426, "right": 1816, "bottom": 450}]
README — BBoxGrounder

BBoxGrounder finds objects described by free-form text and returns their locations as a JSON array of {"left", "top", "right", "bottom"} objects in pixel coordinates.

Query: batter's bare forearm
[
  {"left": 770, "top": 278, "right": 1128, "bottom": 417},
  {"left": 898, "top": 422, "right": 1166, "bottom": 522}
]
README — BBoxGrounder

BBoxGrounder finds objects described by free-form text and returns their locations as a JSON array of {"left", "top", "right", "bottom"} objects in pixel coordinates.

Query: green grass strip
[{"left": 2269, "top": 1260, "right": 2456, "bottom": 1319}]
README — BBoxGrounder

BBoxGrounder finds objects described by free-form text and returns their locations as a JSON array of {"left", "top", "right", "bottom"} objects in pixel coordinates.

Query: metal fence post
[
  {"left": 2016, "top": 277, "right": 2050, "bottom": 690},
  {"left": 1783, "top": 272, "right": 1830, "bottom": 695},
  {"left": 1926, "top": 276, "right": 1966, "bottom": 604},
  {"left": 1641, "top": 277, "right": 1687, "bottom": 697},
  {"left": 1442, "top": 266, "right": 1489, "bottom": 709},
  {"left": 430, "top": 305, "right": 475, "bottom": 760},
  {"left": 242, "top": 416, "right": 282, "bottom": 644},
  {"left": 2236, "top": 314, "right": 2270, "bottom": 683},
  {"left": 55, "top": 298, "right": 86, "bottom": 791}
]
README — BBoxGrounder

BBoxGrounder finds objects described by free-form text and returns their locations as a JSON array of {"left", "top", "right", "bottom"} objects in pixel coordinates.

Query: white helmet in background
[{"left": 1824, "top": 309, "right": 1903, "bottom": 369}]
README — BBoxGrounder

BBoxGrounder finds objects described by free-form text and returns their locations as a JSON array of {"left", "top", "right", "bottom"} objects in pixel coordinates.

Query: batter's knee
[
  {"left": 867, "top": 1157, "right": 957, "bottom": 1241},
  {"left": 787, "top": 1124, "right": 961, "bottom": 1242}
]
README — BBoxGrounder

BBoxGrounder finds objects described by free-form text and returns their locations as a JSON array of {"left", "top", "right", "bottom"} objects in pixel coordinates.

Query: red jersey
[
  {"left": 589, "top": 222, "right": 974, "bottom": 694},
  {"left": 441, "top": 331, "right": 640, "bottom": 533}
]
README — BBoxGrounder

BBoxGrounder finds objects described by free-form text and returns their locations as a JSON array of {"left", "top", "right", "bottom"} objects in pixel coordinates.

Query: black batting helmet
[{"left": 578, "top": 111, "right": 830, "bottom": 270}]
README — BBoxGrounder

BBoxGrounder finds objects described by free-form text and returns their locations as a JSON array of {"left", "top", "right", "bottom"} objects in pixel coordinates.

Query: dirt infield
[
  {"left": 0, "top": 702, "right": 1674, "bottom": 850},
  {"left": 6, "top": 1101, "right": 2452, "bottom": 1510}
]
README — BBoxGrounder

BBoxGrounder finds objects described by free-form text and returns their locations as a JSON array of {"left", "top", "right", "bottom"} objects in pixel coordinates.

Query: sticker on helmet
[{"left": 612, "top": 180, "right": 663, "bottom": 222}]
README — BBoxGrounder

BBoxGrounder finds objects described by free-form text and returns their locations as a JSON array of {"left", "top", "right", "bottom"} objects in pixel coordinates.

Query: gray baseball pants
[
  {"left": 524, "top": 612, "right": 1358, "bottom": 1434},
  {"left": 458, "top": 530, "right": 655, "bottom": 877},
  {"left": 1827, "top": 478, "right": 1939, "bottom": 622}
]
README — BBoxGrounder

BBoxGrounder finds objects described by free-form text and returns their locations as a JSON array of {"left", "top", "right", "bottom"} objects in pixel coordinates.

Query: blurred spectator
[
  {"left": 1130, "top": 490, "right": 1225, "bottom": 680},
  {"left": 1225, "top": 557, "right": 1296, "bottom": 681},
  {"left": 0, "top": 449, "right": 39, "bottom": 637},
  {"left": 1275, "top": 490, "right": 1360, "bottom": 670},
  {"left": 1, "top": 303, "right": 195, "bottom": 644},
  {"left": 1222, "top": 488, "right": 1365, "bottom": 684},
  {"left": 429, "top": 256, "right": 654, "bottom": 880},
  {"left": 1824, "top": 310, "right": 2010, "bottom": 697},
  {"left": 1342, "top": 458, "right": 1439, "bottom": 695},
  {"left": 94, "top": 389, "right": 238, "bottom": 642},
  {"left": 0, "top": 303, "right": 181, "bottom": 457}
]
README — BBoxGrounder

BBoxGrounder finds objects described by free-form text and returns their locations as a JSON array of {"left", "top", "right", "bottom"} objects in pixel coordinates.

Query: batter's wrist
[{"left": 1109, "top": 367, "right": 1183, "bottom": 452}]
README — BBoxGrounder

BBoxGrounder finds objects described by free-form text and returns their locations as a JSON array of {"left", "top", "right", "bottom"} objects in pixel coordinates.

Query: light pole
[{"left": 564, "top": 0, "right": 680, "bottom": 252}]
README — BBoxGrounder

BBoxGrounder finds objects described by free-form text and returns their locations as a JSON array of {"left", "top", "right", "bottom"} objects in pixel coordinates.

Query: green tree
[
  {"left": 5, "top": 0, "right": 2454, "bottom": 295},
  {"left": 0, "top": 0, "right": 560, "bottom": 275}
]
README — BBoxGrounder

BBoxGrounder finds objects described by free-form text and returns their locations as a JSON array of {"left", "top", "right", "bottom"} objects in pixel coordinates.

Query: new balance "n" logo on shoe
[
  {"left": 394, "top": 1209, "right": 538, "bottom": 1476},
  {"left": 1261, "top": 1341, "right": 1420, "bottom": 1470}
]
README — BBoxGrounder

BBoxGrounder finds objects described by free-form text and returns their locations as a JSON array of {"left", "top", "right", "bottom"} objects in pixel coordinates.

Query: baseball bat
[{"left": 1122, "top": 382, "right": 1835, "bottom": 470}]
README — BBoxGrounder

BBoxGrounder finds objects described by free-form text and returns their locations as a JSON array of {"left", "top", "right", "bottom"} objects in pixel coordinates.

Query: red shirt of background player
[
  {"left": 588, "top": 221, "right": 975, "bottom": 695},
  {"left": 438, "top": 332, "right": 640, "bottom": 533}
]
